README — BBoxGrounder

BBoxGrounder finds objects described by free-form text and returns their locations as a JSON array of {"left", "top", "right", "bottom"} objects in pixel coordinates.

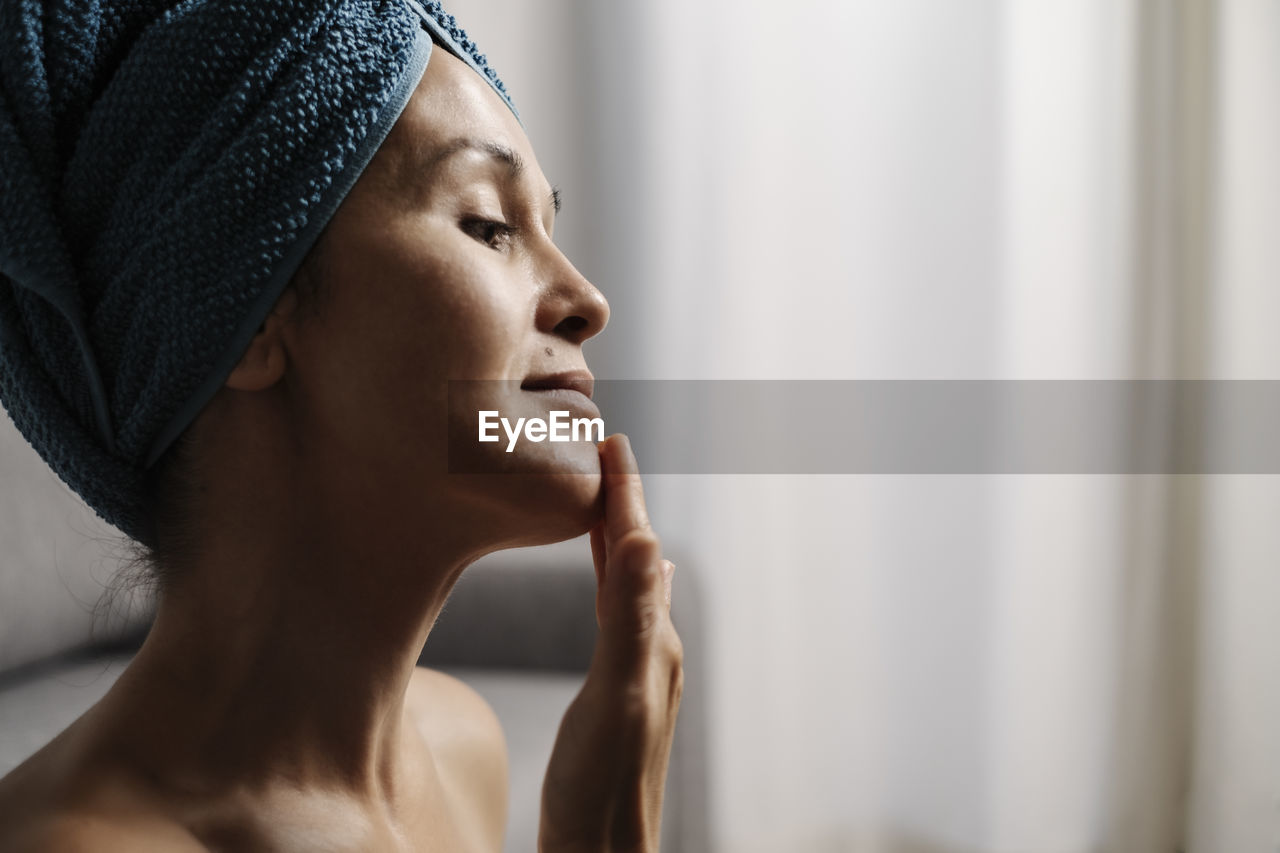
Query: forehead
[{"left": 375, "top": 45, "right": 536, "bottom": 185}]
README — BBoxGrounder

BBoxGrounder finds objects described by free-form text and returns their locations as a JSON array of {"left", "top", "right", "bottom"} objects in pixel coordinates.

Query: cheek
[
  {"left": 343, "top": 246, "right": 530, "bottom": 377},
  {"left": 429, "top": 280, "right": 531, "bottom": 376},
  {"left": 299, "top": 219, "right": 538, "bottom": 455}
]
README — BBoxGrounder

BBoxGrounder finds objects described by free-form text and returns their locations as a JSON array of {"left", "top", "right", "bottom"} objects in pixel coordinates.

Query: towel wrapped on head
[{"left": 0, "top": 0, "right": 518, "bottom": 545}]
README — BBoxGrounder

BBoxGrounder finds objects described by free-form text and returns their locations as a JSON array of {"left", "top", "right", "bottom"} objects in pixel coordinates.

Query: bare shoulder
[
  {"left": 407, "top": 666, "right": 509, "bottom": 787},
  {"left": 0, "top": 811, "right": 207, "bottom": 853},
  {"left": 0, "top": 736, "right": 205, "bottom": 853},
  {"left": 407, "top": 666, "right": 509, "bottom": 850},
  {"left": 408, "top": 667, "right": 507, "bottom": 753}
]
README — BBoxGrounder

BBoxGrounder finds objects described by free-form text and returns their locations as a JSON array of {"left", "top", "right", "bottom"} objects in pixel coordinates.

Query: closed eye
[{"left": 461, "top": 217, "right": 516, "bottom": 251}]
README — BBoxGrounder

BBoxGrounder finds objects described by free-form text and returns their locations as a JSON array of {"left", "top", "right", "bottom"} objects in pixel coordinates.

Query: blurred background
[{"left": 2, "top": 0, "right": 1277, "bottom": 851}]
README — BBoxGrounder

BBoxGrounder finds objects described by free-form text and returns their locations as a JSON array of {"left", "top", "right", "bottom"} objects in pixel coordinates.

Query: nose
[{"left": 537, "top": 249, "right": 610, "bottom": 345}]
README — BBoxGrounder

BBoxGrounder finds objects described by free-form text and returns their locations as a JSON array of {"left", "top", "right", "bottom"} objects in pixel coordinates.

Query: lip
[
  {"left": 522, "top": 386, "right": 601, "bottom": 419},
  {"left": 520, "top": 371, "right": 595, "bottom": 400}
]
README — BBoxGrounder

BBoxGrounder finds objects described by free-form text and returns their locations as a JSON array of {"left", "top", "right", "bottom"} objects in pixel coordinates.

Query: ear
[{"left": 225, "top": 288, "right": 300, "bottom": 392}]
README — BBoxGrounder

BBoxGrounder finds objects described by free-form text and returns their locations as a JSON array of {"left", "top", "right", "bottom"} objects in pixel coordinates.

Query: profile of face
[{"left": 260, "top": 44, "right": 611, "bottom": 553}]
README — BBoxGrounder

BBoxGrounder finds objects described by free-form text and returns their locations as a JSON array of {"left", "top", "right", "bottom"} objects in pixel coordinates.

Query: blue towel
[{"left": 0, "top": 0, "right": 517, "bottom": 544}]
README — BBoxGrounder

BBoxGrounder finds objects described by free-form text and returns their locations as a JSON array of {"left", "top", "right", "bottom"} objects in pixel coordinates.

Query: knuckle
[
  {"left": 614, "top": 527, "right": 662, "bottom": 561},
  {"left": 633, "top": 599, "right": 663, "bottom": 638},
  {"left": 617, "top": 675, "right": 655, "bottom": 719},
  {"left": 668, "top": 665, "right": 685, "bottom": 709},
  {"left": 614, "top": 654, "right": 683, "bottom": 717},
  {"left": 658, "top": 632, "right": 683, "bottom": 669},
  {"left": 664, "top": 628, "right": 684, "bottom": 661}
]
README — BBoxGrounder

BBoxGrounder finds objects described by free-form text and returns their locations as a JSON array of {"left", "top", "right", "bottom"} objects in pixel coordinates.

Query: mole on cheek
[{"left": 544, "top": 347, "right": 553, "bottom": 357}]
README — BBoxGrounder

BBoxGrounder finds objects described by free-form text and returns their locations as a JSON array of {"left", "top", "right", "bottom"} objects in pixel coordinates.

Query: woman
[{"left": 0, "top": 1, "right": 682, "bottom": 850}]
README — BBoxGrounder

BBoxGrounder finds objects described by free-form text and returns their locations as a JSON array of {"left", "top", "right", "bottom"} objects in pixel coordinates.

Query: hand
[{"left": 539, "top": 434, "right": 684, "bottom": 853}]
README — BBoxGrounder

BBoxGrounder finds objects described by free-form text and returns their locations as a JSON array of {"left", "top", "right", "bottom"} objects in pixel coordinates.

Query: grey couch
[{"left": 0, "top": 421, "right": 708, "bottom": 852}]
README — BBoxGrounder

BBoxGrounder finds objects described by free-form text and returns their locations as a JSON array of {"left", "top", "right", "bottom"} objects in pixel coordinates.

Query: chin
[
  {"left": 450, "top": 441, "right": 605, "bottom": 549},
  {"left": 523, "top": 475, "right": 603, "bottom": 545}
]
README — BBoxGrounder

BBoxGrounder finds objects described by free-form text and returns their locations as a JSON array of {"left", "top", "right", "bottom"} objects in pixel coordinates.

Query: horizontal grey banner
[{"left": 446, "top": 380, "right": 1280, "bottom": 474}]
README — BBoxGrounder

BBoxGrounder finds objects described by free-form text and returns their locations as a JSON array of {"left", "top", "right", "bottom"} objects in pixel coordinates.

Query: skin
[{"left": 0, "top": 41, "right": 682, "bottom": 853}]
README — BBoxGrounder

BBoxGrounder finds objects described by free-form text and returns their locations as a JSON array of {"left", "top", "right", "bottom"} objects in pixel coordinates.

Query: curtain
[{"left": 451, "top": 0, "right": 1280, "bottom": 850}]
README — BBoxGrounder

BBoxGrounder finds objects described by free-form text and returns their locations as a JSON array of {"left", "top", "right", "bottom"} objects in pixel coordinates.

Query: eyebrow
[{"left": 418, "top": 136, "right": 561, "bottom": 215}]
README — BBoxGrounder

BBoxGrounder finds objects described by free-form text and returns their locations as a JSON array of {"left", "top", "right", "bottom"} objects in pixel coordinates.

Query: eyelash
[{"left": 462, "top": 217, "right": 516, "bottom": 251}]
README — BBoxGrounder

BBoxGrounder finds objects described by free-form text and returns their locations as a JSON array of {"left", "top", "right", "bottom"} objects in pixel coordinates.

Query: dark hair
[{"left": 111, "top": 233, "right": 333, "bottom": 602}]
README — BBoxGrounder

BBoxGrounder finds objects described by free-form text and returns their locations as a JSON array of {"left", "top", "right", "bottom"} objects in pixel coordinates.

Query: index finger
[{"left": 600, "top": 434, "right": 652, "bottom": 544}]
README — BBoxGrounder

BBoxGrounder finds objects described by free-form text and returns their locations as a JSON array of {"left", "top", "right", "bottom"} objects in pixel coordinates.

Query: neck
[
  {"left": 98, "top": 480, "right": 484, "bottom": 813},
  {"left": 89, "top": 385, "right": 518, "bottom": 815}
]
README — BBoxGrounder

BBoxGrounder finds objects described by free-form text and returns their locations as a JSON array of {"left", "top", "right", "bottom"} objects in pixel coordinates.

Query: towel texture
[{"left": 0, "top": 0, "right": 517, "bottom": 545}]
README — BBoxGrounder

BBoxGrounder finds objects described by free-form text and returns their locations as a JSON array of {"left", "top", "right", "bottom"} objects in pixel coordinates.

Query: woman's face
[{"left": 280, "top": 43, "right": 610, "bottom": 550}]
